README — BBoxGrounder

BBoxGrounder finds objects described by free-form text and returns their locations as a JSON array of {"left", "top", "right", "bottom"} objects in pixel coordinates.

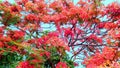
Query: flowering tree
[{"left": 0, "top": 0, "right": 120, "bottom": 68}]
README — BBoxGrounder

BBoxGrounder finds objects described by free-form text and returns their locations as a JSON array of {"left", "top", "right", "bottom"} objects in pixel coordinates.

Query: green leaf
[
  {"left": 95, "top": 0, "right": 102, "bottom": 6},
  {"left": 3, "top": 52, "right": 9, "bottom": 56},
  {"left": 0, "top": 0, "right": 3, "bottom": 3},
  {"left": 25, "top": 46, "right": 34, "bottom": 54},
  {"left": 78, "top": 18, "right": 83, "bottom": 24},
  {"left": 0, "top": 48, "right": 3, "bottom": 50},
  {"left": 7, "top": 15, "right": 20, "bottom": 25},
  {"left": 7, "top": 41, "right": 15, "bottom": 45}
]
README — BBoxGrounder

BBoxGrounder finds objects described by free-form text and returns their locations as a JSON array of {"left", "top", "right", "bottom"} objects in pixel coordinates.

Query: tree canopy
[{"left": 0, "top": 0, "right": 120, "bottom": 68}]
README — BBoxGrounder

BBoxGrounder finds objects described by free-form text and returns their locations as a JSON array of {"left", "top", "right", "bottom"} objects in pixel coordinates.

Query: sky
[{"left": 1, "top": 0, "right": 120, "bottom": 68}]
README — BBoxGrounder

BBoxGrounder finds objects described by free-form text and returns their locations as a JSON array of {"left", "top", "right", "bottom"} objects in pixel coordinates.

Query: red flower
[
  {"left": 11, "top": 46, "right": 18, "bottom": 52},
  {"left": 22, "top": 0, "right": 28, "bottom": 4},
  {"left": 13, "top": 31, "right": 25, "bottom": 39},
  {"left": 104, "top": 23, "right": 118, "bottom": 29},
  {"left": 0, "top": 27, "right": 3, "bottom": 37},
  {"left": 0, "top": 27, "right": 3, "bottom": 33},
  {"left": 83, "top": 46, "right": 116, "bottom": 67},
  {"left": 115, "top": 33, "right": 120, "bottom": 39},
  {"left": 88, "top": 34, "right": 102, "bottom": 43},
  {"left": 41, "top": 15, "right": 51, "bottom": 23},
  {"left": 56, "top": 62, "right": 68, "bottom": 68},
  {"left": 45, "top": 51, "right": 51, "bottom": 58},
  {"left": 2, "top": 36, "right": 11, "bottom": 42},
  {"left": 112, "top": 62, "right": 120, "bottom": 68},
  {"left": 48, "top": 32, "right": 59, "bottom": 37},
  {"left": 102, "top": 46, "right": 115, "bottom": 60},
  {"left": 46, "top": 36, "right": 70, "bottom": 51},
  {"left": 64, "top": 28, "right": 74, "bottom": 37},
  {"left": 97, "top": 23, "right": 105, "bottom": 29},
  {"left": 49, "top": 1, "right": 59, "bottom": 10},
  {"left": 0, "top": 42, "right": 3, "bottom": 47},
  {"left": 16, "top": 61, "right": 34, "bottom": 68},
  {"left": 25, "top": 14, "right": 38, "bottom": 21},
  {"left": 10, "top": 5, "right": 22, "bottom": 13},
  {"left": 37, "top": 36, "right": 49, "bottom": 46},
  {"left": 86, "top": 64, "right": 97, "bottom": 68}
]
